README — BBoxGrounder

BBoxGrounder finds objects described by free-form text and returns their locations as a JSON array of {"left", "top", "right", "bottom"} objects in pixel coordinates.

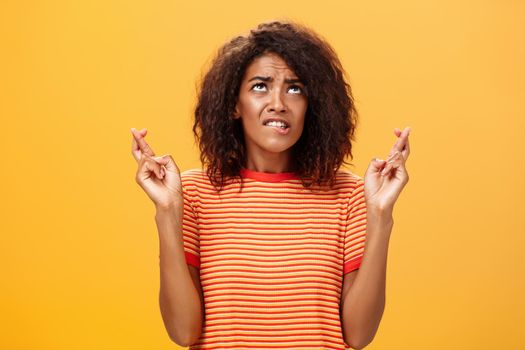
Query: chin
[{"left": 262, "top": 141, "right": 297, "bottom": 154}]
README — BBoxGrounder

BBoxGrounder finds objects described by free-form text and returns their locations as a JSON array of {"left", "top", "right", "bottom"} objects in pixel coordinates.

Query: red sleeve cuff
[
  {"left": 343, "top": 256, "right": 363, "bottom": 274},
  {"left": 185, "top": 251, "right": 200, "bottom": 269}
]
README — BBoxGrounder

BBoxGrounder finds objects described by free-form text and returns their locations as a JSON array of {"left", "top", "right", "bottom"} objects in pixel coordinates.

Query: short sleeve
[
  {"left": 343, "top": 177, "right": 367, "bottom": 274},
  {"left": 181, "top": 176, "right": 200, "bottom": 269}
]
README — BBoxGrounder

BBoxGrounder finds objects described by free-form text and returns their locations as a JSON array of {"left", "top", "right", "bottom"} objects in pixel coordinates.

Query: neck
[{"left": 244, "top": 151, "right": 294, "bottom": 173}]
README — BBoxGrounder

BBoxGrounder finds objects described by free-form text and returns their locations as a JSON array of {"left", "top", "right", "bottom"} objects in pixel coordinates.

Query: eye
[
  {"left": 288, "top": 85, "right": 303, "bottom": 94},
  {"left": 250, "top": 82, "right": 267, "bottom": 92}
]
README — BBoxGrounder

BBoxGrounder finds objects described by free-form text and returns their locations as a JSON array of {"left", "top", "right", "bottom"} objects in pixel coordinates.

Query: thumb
[
  {"left": 365, "top": 157, "right": 386, "bottom": 177},
  {"left": 155, "top": 154, "right": 179, "bottom": 173}
]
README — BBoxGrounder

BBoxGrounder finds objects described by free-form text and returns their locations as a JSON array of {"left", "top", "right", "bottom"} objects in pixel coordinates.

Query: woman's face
[{"left": 233, "top": 53, "right": 308, "bottom": 165}]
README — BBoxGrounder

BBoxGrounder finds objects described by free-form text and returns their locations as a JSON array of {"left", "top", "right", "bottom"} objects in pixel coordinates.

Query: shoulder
[
  {"left": 334, "top": 168, "right": 364, "bottom": 187},
  {"left": 180, "top": 168, "right": 206, "bottom": 180},
  {"left": 333, "top": 170, "right": 366, "bottom": 218},
  {"left": 180, "top": 168, "right": 208, "bottom": 192},
  {"left": 333, "top": 169, "right": 365, "bottom": 204}
]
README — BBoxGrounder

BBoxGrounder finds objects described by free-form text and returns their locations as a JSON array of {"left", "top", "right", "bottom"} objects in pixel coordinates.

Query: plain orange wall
[{"left": 1, "top": 1, "right": 524, "bottom": 349}]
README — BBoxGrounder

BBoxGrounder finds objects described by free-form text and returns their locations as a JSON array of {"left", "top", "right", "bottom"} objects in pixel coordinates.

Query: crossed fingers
[
  {"left": 131, "top": 128, "right": 155, "bottom": 162},
  {"left": 388, "top": 127, "right": 411, "bottom": 160},
  {"left": 381, "top": 127, "right": 411, "bottom": 176}
]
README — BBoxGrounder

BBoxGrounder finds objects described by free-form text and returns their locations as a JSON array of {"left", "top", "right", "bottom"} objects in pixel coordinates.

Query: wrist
[
  {"left": 155, "top": 203, "right": 183, "bottom": 218},
  {"left": 367, "top": 205, "right": 394, "bottom": 227}
]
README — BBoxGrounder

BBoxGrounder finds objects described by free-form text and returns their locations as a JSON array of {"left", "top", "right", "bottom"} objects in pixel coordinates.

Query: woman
[{"left": 131, "top": 20, "right": 410, "bottom": 350}]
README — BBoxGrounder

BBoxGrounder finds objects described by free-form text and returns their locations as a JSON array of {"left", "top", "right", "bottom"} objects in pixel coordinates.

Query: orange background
[{"left": 1, "top": 1, "right": 524, "bottom": 349}]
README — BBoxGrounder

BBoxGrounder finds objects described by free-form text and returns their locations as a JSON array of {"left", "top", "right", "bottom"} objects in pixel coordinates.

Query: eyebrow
[{"left": 247, "top": 76, "right": 303, "bottom": 84}]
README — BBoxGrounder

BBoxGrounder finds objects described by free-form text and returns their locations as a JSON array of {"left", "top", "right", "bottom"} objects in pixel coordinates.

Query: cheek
[
  {"left": 294, "top": 122, "right": 305, "bottom": 138},
  {"left": 294, "top": 98, "right": 308, "bottom": 117},
  {"left": 295, "top": 103, "right": 307, "bottom": 129},
  {"left": 240, "top": 96, "right": 265, "bottom": 115}
]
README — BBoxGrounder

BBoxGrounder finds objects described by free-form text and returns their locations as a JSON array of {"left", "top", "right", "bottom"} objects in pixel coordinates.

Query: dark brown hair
[{"left": 193, "top": 20, "right": 359, "bottom": 192}]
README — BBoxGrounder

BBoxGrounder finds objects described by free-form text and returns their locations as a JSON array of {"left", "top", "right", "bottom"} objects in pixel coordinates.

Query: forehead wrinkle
[
  {"left": 246, "top": 69, "right": 300, "bottom": 83},
  {"left": 243, "top": 55, "right": 301, "bottom": 83},
  {"left": 259, "top": 64, "right": 295, "bottom": 75}
]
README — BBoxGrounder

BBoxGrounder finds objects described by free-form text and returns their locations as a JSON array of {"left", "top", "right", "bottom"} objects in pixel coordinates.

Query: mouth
[
  {"left": 263, "top": 119, "right": 291, "bottom": 135},
  {"left": 262, "top": 118, "right": 290, "bottom": 129}
]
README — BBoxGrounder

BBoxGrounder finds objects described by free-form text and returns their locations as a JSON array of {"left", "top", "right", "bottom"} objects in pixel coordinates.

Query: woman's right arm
[
  {"left": 156, "top": 204, "right": 203, "bottom": 347},
  {"left": 130, "top": 128, "right": 203, "bottom": 346}
]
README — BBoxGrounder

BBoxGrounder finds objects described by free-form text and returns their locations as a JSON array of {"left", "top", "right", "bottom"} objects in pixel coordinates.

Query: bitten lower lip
[{"left": 264, "top": 125, "right": 291, "bottom": 135}]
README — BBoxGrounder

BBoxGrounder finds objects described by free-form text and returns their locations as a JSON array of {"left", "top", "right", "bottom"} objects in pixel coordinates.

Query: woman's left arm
[{"left": 341, "top": 127, "right": 411, "bottom": 349}]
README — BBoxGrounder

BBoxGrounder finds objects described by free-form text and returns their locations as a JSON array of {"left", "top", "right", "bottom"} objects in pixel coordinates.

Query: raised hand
[
  {"left": 131, "top": 127, "right": 183, "bottom": 209},
  {"left": 363, "top": 127, "right": 411, "bottom": 213}
]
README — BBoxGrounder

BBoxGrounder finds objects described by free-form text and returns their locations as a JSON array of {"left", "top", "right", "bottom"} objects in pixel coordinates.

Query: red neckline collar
[{"left": 240, "top": 167, "right": 299, "bottom": 182}]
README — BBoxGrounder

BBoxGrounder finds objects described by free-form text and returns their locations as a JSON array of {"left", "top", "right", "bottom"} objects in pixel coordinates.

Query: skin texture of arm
[
  {"left": 130, "top": 128, "right": 205, "bottom": 346},
  {"left": 341, "top": 127, "right": 411, "bottom": 349},
  {"left": 341, "top": 211, "right": 392, "bottom": 349},
  {"left": 156, "top": 206, "right": 204, "bottom": 347},
  {"left": 188, "top": 265, "right": 205, "bottom": 329}
]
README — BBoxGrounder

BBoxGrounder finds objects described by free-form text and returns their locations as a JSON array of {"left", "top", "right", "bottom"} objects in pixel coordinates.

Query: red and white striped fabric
[{"left": 181, "top": 167, "right": 367, "bottom": 350}]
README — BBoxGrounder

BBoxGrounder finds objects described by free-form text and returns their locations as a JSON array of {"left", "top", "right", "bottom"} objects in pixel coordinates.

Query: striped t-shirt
[{"left": 181, "top": 167, "right": 368, "bottom": 350}]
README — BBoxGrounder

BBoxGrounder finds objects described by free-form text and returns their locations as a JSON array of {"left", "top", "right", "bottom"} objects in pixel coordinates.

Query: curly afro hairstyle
[{"left": 193, "top": 20, "right": 359, "bottom": 193}]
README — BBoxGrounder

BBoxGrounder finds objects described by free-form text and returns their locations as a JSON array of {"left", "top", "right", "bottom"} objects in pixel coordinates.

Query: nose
[{"left": 267, "top": 89, "right": 287, "bottom": 113}]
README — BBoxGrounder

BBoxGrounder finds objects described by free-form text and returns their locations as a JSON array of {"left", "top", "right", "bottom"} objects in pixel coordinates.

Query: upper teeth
[{"left": 266, "top": 121, "right": 287, "bottom": 128}]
